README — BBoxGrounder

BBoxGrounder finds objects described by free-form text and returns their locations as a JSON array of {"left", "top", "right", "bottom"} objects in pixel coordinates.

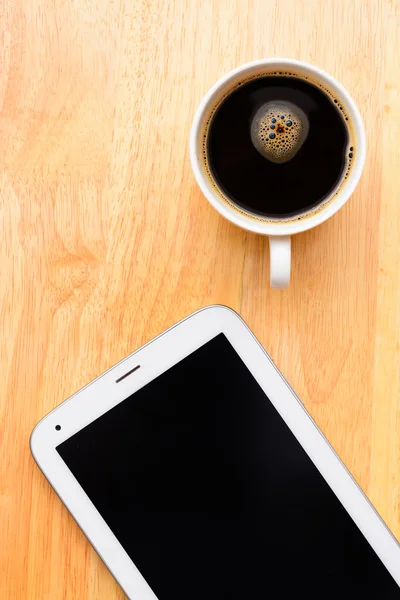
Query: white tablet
[{"left": 31, "top": 305, "right": 400, "bottom": 599}]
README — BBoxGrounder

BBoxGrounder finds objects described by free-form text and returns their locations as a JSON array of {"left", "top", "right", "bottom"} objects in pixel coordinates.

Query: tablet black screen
[{"left": 57, "top": 333, "right": 399, "bottom": 599}]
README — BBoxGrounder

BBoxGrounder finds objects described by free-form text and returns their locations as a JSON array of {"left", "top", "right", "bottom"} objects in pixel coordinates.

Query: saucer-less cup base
[{"left": 190, "top": 59, "right": 366, "bottom": 288}]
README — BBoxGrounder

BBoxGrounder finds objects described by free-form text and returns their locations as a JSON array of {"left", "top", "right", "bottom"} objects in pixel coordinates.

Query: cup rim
[{"left": 190, "top": 58, "right": 366, "bottom": 236}]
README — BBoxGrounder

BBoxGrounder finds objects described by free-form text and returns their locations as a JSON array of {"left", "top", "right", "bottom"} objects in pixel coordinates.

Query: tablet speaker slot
[{"left": 115, "top": 365, "right": 141, "bottom": 383}]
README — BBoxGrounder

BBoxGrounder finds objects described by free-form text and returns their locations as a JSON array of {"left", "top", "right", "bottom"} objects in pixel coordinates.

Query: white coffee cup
[{"left": 190, "top": 59, "right": 366, "bottom": 288}]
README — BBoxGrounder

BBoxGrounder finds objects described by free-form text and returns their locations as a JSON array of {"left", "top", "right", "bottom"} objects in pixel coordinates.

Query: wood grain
[{"left": 1, "top": 0, "right": 399, "bottom": 597}]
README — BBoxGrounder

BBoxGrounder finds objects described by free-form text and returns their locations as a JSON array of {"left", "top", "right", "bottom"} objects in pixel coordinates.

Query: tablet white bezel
[{"left": 30, "top": 305, "right": 400, "bottom": 598}]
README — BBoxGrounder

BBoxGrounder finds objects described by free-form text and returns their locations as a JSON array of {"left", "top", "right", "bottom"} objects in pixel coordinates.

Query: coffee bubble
[{"left": 250, "top": 101, "right": 309, "bottom": 164}]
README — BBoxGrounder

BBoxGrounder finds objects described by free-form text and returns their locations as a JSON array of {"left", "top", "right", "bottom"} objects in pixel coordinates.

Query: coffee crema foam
[
  {"left": 251, "top": 101, "right": 309, "bottom": 164},
  {"left": 201, "top": 71, "right": 355, "bottom": 223}
]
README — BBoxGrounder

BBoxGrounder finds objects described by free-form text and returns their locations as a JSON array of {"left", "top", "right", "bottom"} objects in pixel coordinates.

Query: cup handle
[{"left": 269, "top": 236, "right": 291, "bottom": 289}]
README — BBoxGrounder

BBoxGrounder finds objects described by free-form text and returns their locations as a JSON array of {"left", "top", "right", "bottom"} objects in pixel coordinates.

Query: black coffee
[{"left": 205, "top": 75, "right": 354, "bottom": 219}]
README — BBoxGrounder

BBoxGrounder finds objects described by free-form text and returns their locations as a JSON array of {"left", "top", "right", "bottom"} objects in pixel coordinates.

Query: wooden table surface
[{"left": 1, "top": 0, "right": 400, "bottom": 598}]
